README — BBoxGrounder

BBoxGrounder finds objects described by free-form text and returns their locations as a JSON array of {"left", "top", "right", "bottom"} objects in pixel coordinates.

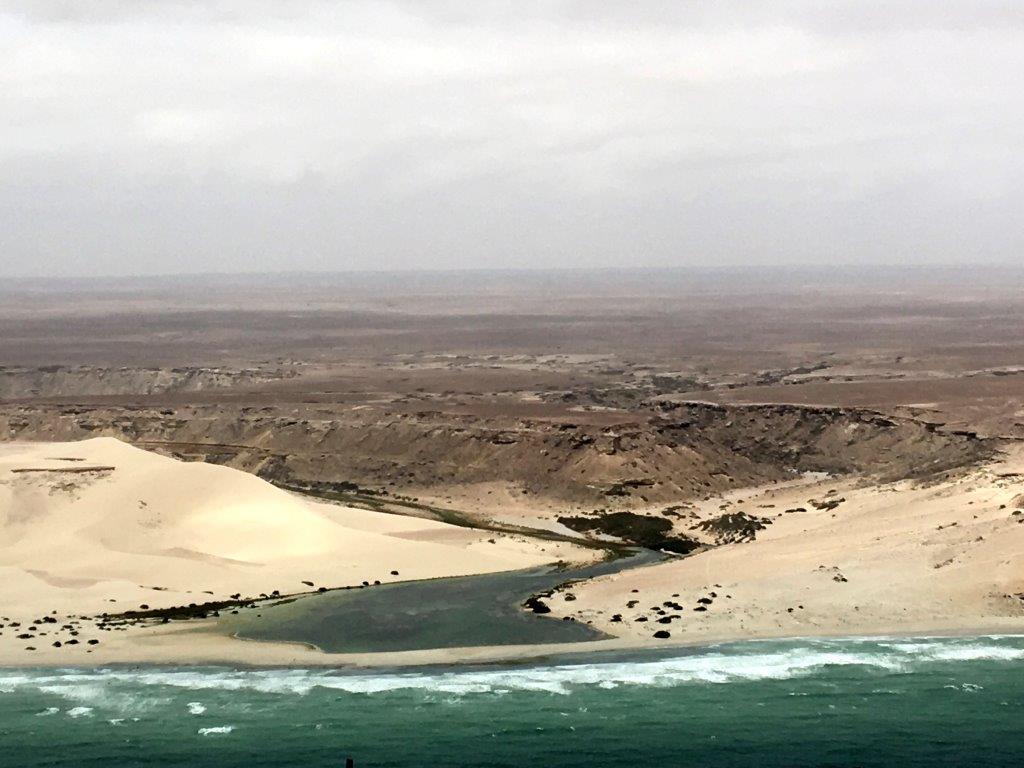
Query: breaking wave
[
  {"left": 198, "top": 726, "right": 233, "bottom": 736},
  {"left": 1, "top": 637, "right": 1021, "bottom": 701}
]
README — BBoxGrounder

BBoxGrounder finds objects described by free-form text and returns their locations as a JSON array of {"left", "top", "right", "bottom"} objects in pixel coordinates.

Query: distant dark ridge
[{"left": 0, "top": 399, "right": 994, "bottom": 510}]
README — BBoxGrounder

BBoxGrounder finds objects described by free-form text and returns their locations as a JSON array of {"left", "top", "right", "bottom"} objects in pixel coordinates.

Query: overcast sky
[{"left": 1, "top": 1, "right": 1021, "bottom": 277}]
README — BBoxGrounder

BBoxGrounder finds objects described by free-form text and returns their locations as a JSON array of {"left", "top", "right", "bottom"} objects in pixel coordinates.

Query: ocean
[{"left": 2, "top": 635, "right": 1023, "bottom": 767}]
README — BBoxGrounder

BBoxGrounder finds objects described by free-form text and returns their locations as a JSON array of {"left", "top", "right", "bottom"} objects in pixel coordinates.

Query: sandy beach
[{"left": 3, "top": 436, "right": 1023, "bottom": 667}]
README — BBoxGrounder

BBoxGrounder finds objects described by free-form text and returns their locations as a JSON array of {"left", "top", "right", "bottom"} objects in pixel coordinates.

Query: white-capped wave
[
  {"left": 1, "top": 636, "right": 1021, "bottom": 700},
  {"left": 198, "top": 726, "right": 234, "bottom": 735},
  {"left": 880, "top": 641, "right": 1024, "bottom": 662},
  {"left": 187, "top": 701, "right": 206, "bottom": 715},
  {"left": 13, "top": 649, "right": 905, "bottom": 697},
  {"left": 66, "top": 706, "right": 93, "bottom": 718},
  {"left": 928, "top": 646, "right": 1024, "bottom": 662}
]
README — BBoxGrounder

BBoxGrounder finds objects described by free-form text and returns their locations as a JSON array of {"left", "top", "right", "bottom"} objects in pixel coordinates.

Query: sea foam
[
  {"left": 1, "top": 637, "right": 1021, "bottom": 702},
  {"left": 198, "top": 726, "right": 234, "bottom": 735}
]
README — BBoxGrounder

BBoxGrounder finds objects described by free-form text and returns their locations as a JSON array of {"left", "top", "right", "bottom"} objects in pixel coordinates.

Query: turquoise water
[{"left": 2, "top": 636, "right": 1023, "bottom": 767}]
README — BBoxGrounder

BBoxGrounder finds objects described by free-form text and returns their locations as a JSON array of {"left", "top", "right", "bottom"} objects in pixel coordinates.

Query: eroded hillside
[{"left": 0, "top": 399, "right": 992, "bottom": 524}]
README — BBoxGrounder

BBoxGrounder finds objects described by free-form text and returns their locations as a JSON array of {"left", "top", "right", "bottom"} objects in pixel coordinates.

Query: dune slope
[
  {"left": 548, "top": 447, "right": 1024, "bottom": 643},
  {"left": 0, "top": 438, "right": 580, "bottom": 662}
]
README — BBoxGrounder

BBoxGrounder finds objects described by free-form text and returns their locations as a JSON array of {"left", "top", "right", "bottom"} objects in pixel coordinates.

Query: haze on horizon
[{"left": 1, "top": 1, "right": 1021, "bottom": 278}]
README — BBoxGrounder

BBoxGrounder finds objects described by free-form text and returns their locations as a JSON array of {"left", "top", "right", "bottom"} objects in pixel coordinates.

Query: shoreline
[
  {"left": 3, "top": 619, "right": 1024, "bottom": 670},
  {"left": 5, "top": 439, "right": 1024, "bottom": 672}
]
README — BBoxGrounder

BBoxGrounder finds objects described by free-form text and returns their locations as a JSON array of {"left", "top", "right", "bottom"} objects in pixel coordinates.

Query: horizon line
[{"left": 4, "top": 263, "right": 1024, "bottom": 283}]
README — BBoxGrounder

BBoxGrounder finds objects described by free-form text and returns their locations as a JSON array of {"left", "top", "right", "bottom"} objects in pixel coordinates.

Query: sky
[{"left": 1, "top": 1, "right": 1022, "bottom": 277}]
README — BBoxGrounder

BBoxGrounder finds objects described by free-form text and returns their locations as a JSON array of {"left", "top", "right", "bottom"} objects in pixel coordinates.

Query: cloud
[{"left": 0, "top": 1, "right": 1021, "bottom": 275}]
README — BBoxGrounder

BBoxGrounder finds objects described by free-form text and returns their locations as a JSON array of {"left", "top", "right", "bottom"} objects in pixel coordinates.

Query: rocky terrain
[
  {"left": 0, "top": 365, "right": 294, "bottom": 399},
  {"left": 1, "top": 270, "right": 1021, "bottom": 550},
  {"left": 0, "top": 398, "right": 989, "bottom": 500}
]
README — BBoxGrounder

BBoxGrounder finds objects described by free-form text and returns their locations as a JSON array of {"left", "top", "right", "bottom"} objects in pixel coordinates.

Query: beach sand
[
  {"left": 0, "top": 438, "right": 589, "bottom": 665},
  {"left": 3, "top": 437, "right": 1024, "bottom": 667},
  {"left": 545, "top": 446, "right": 1024, "bottom": 645}
]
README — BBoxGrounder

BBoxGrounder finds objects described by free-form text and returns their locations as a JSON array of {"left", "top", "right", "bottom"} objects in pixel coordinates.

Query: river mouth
[{"left": 219, "top": 549, "right": 663, "bottom": 654}]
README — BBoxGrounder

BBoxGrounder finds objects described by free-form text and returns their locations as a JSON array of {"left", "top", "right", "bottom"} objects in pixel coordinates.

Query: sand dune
[
  {"left": 0, "top": 438, "right": 583, "bottom": 663},
  {"left": 548, "top": 447, "right": 1024, "bottom": 643},
  {"left": 5, "top": 436, "right": 1022, "bottom": 667}
]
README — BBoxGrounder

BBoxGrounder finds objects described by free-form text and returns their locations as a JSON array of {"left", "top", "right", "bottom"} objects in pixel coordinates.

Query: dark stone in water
[{"left": 523, "top": 596, "right": 551, "bottom": 614}]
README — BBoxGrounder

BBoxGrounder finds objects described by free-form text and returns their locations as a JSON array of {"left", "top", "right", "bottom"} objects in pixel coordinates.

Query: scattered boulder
[
  {"left": 810, "top": 497, "right": 846, "bottom": 512},
  {"left": 523, "top": 596, "right": 551, "bottom": 614}
]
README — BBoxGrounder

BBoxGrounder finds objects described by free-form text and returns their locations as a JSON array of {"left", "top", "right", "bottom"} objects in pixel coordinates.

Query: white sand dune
[
  {"left": 6, "top": 437, "right": 1021, "bottom": 667},
  {"left": 0, "top": 438, "right": 581, "bottom": 662},
  {"left": 550, "top": 446, "right": 1024, "bottom": 643}
]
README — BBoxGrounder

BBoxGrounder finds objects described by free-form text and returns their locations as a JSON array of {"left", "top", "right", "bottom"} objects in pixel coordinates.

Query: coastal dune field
[
  {"left": 0, "top": 438, "right": 581, "bottom": 665},
  {"left": 2, "top": 435, "right": 1023, "bottom": 666}
]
